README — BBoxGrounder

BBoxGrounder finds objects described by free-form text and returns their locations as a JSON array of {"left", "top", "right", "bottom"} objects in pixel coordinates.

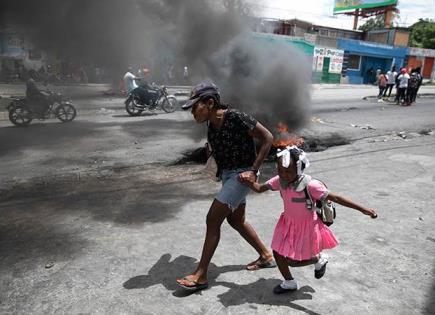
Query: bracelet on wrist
[{"left": 251, "top": 169, "right": 259, "bottom": 176}]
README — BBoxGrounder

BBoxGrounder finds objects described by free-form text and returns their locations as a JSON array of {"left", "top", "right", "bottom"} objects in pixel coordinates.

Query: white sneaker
[
  {"left": 273, "top": 279, "right": 298, "bottom": 294},
  {"left": 314, "top": 252, "right": 329, "bottom": 279}
]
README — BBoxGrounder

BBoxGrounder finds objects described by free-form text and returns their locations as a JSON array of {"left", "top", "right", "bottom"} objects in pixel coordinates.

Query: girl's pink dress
[{"left": 267, "top": 175, "right": 338, "bottom": 261}]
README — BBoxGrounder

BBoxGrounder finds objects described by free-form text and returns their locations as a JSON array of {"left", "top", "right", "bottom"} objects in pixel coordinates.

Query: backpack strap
[
  {"left": 304, "top": 178, "right": 327, "bottom": 211},
  {"left": 303, "top": 186, "right": 314, "bottom": 210}
]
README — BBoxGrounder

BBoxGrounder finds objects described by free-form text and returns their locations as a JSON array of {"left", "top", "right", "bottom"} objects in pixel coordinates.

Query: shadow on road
[
  {"left": 123, "top": 254, "right": 244, "bottom": 295},
  {"left": 216, "top": 279, "right": 318, "bottom": 315},
  {"left": 123, "top": 254, "right": 318, "bottom": 314}
]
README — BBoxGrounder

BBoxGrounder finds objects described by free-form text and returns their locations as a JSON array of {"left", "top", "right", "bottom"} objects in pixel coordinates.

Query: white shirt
[
  {"left": 386, "top": 70, "right": 397, "bottom": 84},
  {"left": 398, "top": 73, "right": 410, "bottom": 88},
  {"left": 123, "top": 72, "right": 138, "bottom": 93}
]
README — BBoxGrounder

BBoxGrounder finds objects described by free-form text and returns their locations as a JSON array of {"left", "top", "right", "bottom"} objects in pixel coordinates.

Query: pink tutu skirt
[{"left": 271, "top": 213, "right": 339, "bottom": 261}]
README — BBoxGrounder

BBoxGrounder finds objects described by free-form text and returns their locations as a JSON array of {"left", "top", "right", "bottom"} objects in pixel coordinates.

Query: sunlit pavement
[{"left": 0, "top": 83, "right": 435, "bottom": 314}]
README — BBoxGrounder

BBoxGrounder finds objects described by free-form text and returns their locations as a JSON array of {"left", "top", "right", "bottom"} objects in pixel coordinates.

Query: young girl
[{"left": 241, "top": 146, "right": 377, "bottom": 293}]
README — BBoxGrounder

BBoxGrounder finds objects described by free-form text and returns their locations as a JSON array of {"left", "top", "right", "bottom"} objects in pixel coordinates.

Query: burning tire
[
  {"left": 161, "top": 96, "right": 178, "bottom": 113},
  {"left": 56, "top": 103, "right": 77, "bottom": 122},
  {"left": 8, "top": 106, "right": 33, "bottom": 127},
  {"left": 125, "top": 96, "right": 143, "bottom": 116}
]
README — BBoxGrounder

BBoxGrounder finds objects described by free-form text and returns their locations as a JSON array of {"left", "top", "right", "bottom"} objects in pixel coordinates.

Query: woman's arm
[
  {"left": 250, "top": 122, "right": 273, "bottom": 171},
  {"left": 326, "top": 192, "right": 377, "bottom": 218},
  {"left": 239, "top": 122, "right": 273, "bottom": 183}
]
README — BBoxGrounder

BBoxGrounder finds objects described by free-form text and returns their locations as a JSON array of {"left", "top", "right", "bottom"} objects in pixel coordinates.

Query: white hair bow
[{"left": 276, "top": 145, "right": 310, "bottom": 175}]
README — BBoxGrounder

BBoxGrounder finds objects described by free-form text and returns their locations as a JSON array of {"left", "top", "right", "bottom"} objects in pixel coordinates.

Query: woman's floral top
[{"left": 208, "top": 109, "right": 257, "bottom": 172}]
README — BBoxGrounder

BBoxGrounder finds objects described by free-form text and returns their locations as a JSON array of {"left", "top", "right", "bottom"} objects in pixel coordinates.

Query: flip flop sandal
[
  {"left": 246, "top": 258, "right": 277, "bottom": 271},
  {"left": 177, "top": 278, "right": 209, "bottom": 291}
]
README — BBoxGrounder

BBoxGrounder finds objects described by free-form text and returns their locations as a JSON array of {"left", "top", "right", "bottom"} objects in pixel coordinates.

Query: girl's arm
[
  {"left": 248, "top": 182, "right": 271, "bottom": 193},
  {"left": 238, "top": 175, "right": 271, "bottom": 193},
  {"left": 326, "top": 192, "right": 377, "bottom": 218}
]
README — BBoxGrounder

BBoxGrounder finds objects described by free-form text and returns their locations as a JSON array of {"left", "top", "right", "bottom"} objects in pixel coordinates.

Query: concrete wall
[
  {"left": 366, "top": 32, "right": 388, "bottom": 44},
  {"left": 394, "top": 31, "right": 410, "bottom": 47}
]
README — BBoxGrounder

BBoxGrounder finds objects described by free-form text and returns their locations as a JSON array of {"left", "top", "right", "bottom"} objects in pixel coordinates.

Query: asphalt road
[{"left": 0, "top": 84, "right": 434, "bottom": 314}]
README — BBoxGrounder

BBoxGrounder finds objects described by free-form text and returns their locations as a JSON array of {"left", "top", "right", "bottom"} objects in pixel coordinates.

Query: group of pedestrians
[
  {"left": 378, "top": 66, "right": 423, "bottom": 106},
  {"left": 176, "top": 81, "right": 378, "bottom": 293}
]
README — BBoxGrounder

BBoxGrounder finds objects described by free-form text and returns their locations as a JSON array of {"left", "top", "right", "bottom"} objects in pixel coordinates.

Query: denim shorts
[{"left": 215, "top": 168, "right": 251, "bottom": 210}]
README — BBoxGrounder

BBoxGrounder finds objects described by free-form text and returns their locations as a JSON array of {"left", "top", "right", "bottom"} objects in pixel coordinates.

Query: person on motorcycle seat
[
  {"left": 123, "top": 67, "right": 159, "bottom": 108},
  {"left": 26, "top": 78, "right": 51, "bottom": 116}
]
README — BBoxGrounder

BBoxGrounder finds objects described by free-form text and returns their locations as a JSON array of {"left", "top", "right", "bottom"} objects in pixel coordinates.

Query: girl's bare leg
[
  {"left": 273, "top": 250, "right": 294, "bottom": 280},
  {"left": 288, "top": 256, "right": 319, "bottom": 267},
  {"left": 177, "top": 199, "right": 231, "bottom": 286},
  {"left": 227, "top": 203, "right": 272, "bottom": 262}
]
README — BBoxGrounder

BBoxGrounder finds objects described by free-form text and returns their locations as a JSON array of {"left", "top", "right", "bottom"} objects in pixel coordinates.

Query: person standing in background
[
  {"left": 395, "top": 68, "right": 410, "bottom": 105},
  {"left": 377, "top": 70, "right": 387, "bottom": 100},
  {"left": 183, "top": 66, "right": 189, "bottom": 84},
  {"left": 383, "top": 66, "right": 397, "bottom": 99}
]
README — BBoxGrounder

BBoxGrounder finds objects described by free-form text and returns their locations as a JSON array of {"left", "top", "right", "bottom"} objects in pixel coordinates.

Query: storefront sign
[
  {"left": 314, "top": 47, "right": 344, "bottom": 73},
  {"left": 334, "top": 0, "right": 397, "bottom": 13}
]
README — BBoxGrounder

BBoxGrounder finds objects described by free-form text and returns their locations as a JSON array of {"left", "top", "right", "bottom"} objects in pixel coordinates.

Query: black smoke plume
[{"left": 1, "top": 0, "right": 311, "bottom": 133}]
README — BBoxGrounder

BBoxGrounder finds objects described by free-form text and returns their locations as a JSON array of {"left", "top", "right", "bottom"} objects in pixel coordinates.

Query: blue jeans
[{"left": 215, "top": 168, "right": 251, "bottom": 210}]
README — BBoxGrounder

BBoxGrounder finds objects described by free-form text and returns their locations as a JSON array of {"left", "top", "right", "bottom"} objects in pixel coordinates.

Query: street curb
[{"left": 363, "top": 93, "right": 435, "bottom": 101}]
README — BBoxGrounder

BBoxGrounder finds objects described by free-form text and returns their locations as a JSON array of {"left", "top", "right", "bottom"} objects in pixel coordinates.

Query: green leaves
[{"left": 410, "top": 19, "right": 435, "bottom": 49}]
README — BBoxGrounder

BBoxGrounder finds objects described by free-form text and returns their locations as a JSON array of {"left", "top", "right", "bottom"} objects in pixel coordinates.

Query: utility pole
[
  {"left": 384, "top": 9, "right": 394, "bottom": 28},
  {"left": 353, "top": 9, "right": 359, "bottom": 30}
]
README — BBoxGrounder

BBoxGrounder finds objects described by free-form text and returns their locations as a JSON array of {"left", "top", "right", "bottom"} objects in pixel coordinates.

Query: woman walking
[{"left": 176, "top": 81, "right": 275, "bottom": 291}]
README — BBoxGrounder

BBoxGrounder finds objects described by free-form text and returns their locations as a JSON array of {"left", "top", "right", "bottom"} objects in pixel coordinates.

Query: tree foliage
[
  {"left": 358, "top": 14, "right": 385, "bottom": 32},
  {"left": 409, "top": 19, "right": 435, "bottom": 49}
]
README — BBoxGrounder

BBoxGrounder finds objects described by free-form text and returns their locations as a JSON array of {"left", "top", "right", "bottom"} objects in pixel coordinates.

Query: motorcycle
[
  {"left": 125, "top": 85, "right": 178, "bottom": 116},
  {"left": 7, "top": 91, "right": 77, "bottom": 127}
]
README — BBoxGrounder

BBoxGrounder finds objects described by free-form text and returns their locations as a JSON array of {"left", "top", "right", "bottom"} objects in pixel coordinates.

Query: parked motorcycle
[
  {"left": 125, "top": 85, "right": 178, "bottom": 116},
  {"left": 7, "top": 91, "right": 77, "bottom": 126}
]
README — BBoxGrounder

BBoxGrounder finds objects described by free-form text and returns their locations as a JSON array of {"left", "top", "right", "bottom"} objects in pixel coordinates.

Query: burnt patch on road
[
  {"left": 173, "top": 147, "right": 208, "bottom": 165},
  {"left": 174, "top": 133, "right": 351, "bottom": 165},
  {"left": 300, "top": 133, "right": 351, "bottom": 152},
  {"left": 0, "top": 165, "right": 214, "bottom": 225},
  {"left": 0, "top": 213, "right": 90, "bottom": 274}
]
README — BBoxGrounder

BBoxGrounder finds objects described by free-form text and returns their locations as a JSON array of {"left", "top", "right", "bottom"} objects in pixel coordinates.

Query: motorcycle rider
[
  {"left": 26, "top": 78, "right": 51, "bottom": 116},
  {"left": 123, "top": 67, "right": 159, "bottom": 108}
]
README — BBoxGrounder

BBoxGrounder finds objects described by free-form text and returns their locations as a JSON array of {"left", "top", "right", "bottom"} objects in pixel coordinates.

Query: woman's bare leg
[
  {"left": 227, "top": 203, "right": 273, "bottom": 263},
  {"left": 177, "top": 199, "right": 231, "bottom": 286}
]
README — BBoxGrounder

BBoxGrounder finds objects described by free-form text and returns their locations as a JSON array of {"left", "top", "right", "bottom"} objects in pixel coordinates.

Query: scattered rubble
[
  {"left": 45, "top": 262, "right": 55, "bottom": 269},
  {"left": 418, "top": 129, "right": 434, "bottom": 136},
  {"left": 350, "top": 124, "right": 376, "bottom": 130},
  {"left": 361, "top": 124, "right": 376, "bottom": 130},
  {"left": 397, "top": 131, "right": 407, "bottom": 139}
]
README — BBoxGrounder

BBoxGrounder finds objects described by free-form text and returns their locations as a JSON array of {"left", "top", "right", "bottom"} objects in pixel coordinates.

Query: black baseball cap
[{"left": 181, "top": 81, "right": 220, "bottom": 110}]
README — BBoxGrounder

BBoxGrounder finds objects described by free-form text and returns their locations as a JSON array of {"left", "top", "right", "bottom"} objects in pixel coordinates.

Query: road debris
[
  {"left": 45, "top": 262, "right": 55, "bottom": 269},
  {"left": 361, "top": 124, "right": 376, "bottom": 130},
  {"left": 397, "top": 131, "right": 407, "bottom": 139}
]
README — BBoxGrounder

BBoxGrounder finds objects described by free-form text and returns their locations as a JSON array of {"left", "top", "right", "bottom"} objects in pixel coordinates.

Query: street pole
[
  {"left": 385, "top": 9, "right": 393, "bottom": 28},
  {"left": 353, "top": 9, "right": 359, "bottom": 30}
]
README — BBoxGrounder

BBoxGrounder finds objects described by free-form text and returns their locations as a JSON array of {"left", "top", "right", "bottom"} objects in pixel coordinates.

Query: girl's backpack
[{"left": 303, "top": 179, "right": 336, "bottom": 226}]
